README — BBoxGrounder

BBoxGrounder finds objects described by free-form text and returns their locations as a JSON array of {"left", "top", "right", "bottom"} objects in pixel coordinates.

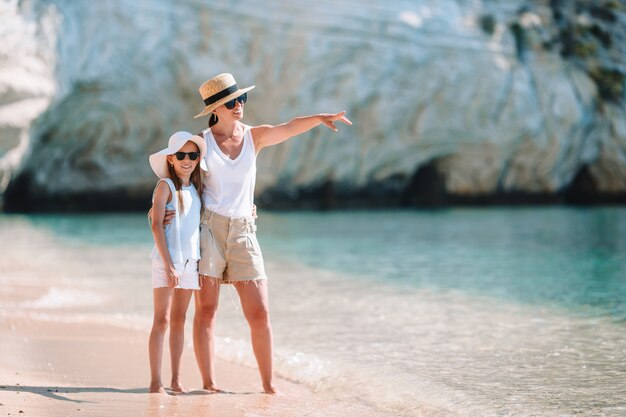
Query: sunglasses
[
  {"left": 224, "top": 93, "right": 247, "bottom": 109},
  {"left": 174, "top": 151, "right": 200, "bottom": 161}
]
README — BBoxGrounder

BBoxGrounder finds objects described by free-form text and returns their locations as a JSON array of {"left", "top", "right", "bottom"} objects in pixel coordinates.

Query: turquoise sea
[
  {"left": 260, "top": 208, "right": 626, "bottom": 320},
  {"left": 1, "top": 207, "right": 625, "bottom": 416}
]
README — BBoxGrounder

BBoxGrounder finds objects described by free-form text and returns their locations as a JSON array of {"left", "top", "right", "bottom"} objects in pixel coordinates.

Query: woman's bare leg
[
  {"left": 233, "top": 280, "right": 277, "bottom": 394},
  {"left": 193, "top": 276, "right": 222, "bottom": 391},
  {"left": 169, "top": 288, "right": 193, "bottom": 393},
  {"left": 149, "top": 287, "right": 174, "bottom": 393}
]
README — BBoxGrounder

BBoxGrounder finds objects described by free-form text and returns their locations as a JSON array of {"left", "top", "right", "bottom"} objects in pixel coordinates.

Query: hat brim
[
  {"left": 149, "top": 134, "right": 208, "bottom": 178},
  {"left": 194, "top": 85, "right": 255, "bottom": 119}
]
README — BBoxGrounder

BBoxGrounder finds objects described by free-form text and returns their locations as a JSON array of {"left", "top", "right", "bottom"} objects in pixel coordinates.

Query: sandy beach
[
  {"left": 0, "top": 216, "right": 388, "bottom": 417},
  {"left": 0, "top": 287, "right": 383, "bottom": 417}
]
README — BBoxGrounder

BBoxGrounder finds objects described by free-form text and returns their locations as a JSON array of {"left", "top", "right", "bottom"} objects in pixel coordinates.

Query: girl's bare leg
[
  {"left": 169, "top": 288, "right": 193, "bottom": 393},
  {"left": 193, "top": 276, "right": 222, "bottom": 391},
  {"left": 149, "top": 287, "right": 174, "bottom": 393},
  {"left": 233, "top": 280, "right": 277, "bottom": 394}
]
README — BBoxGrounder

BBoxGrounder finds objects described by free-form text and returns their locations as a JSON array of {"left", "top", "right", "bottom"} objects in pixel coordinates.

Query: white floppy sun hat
[
  {"left": 194, "top": 73, "right": 255, "bottom": 118},
  {"left": 149, "top": 131, "right": 207, "bottom": 178}
]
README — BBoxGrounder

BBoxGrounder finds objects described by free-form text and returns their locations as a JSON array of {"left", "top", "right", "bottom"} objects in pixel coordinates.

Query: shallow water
[{"left": 1, "top": 207, "right": 625, "bottom": 416}]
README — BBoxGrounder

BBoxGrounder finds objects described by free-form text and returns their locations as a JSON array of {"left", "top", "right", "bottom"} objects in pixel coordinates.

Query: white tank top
[
  {"left": 150, "top": 178, "right": 201, "bottom": 262},
  {"left": 201, "top": 125, "right": 256, "bottom": 218}
]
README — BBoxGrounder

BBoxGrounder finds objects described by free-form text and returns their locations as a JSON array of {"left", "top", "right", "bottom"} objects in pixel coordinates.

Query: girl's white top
[
  {"left": 150, "top": 178, "right": 201, "bottom": 262},
  {"left": 201, "top": 125, "right": 256, "bottom": 218}
]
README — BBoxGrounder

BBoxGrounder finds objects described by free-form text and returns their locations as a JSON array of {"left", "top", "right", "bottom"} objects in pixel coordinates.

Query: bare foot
[
  {"left": 263, "top": 384, "right": 281, "bottom": 395},
  {"left": 170, "top": 381, "right": 187, "bottom": 394},
  {"left": 203, "top": 383, "right": 225, "bottom": 393},
  {"left": 149, "top": 383, "right": 166, "bottom": 394}
]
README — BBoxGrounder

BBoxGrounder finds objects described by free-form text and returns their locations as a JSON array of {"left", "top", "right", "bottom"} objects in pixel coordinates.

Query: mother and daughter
[{"left": 147, "top": 73, "right": 351, "bottom": 394}]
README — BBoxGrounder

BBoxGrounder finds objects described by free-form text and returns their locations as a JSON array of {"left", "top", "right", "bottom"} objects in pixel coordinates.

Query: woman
[{"left": 174, "top": 73, "right": 351, "bottom": 394}]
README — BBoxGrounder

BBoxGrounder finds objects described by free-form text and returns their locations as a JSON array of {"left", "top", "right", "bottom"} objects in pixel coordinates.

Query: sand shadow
[
  {"left": 0, "top": 384, "right": 147, "bottom": 403},
  {"left": 0, "top": 385, "right": 270, "bottom": 403},
  {"left": 186, "top": 389, "right": 261, "bottom": 396}
]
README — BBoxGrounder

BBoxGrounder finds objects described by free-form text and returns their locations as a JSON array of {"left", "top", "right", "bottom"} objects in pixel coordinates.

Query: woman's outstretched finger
[
  {"left": 332, "top": 111, "right": 351, "bottom": 125},
  {"left": 327, "top": 112, "right": 351, "bottom": 128},
  {"left": 339, "top": 115, "right": 352, "bottom": 125}
]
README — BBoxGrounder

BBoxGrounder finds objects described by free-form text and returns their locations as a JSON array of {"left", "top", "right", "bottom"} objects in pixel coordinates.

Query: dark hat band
[{"left": 203, "top": 84, "right": 239, "bottom": 106}]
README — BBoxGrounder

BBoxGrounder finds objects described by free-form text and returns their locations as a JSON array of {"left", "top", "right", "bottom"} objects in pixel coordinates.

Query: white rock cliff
[{"left": 1, "top": 0, "right": 625, "bottom": 209}]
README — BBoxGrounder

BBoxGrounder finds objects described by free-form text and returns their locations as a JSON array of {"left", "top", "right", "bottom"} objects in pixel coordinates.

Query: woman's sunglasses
[
  {"left": 174, "top": 152, "right": 200, "bottom": 161},
  {"left": 224, "top": 93, "right": 247, "bottom": 109}
]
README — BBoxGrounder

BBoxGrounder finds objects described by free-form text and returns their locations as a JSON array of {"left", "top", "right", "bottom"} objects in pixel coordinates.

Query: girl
[{"left": 147, "top": 131, "right": 207, "bottom": 394}]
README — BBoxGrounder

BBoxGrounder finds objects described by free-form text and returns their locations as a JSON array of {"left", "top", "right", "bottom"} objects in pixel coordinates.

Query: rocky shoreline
[{"left": 4, "top": 178, "right": 625, "bottom": 213}]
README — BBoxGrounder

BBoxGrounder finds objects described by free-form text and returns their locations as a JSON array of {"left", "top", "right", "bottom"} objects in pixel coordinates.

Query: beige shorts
[{"left": 198, "top": 209, "right": 267, "bottom": 284}]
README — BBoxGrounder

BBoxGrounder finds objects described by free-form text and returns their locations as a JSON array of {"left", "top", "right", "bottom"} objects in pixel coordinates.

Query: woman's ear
[{"left": 166, "top": 155, "right": 173, "bottom": 166}]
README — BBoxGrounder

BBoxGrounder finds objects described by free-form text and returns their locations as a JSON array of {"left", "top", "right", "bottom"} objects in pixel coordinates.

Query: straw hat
[
  {"left": 194, "top": 73, "right": 255, "bottom": 118},
  {"left": 149, "top": 131, "right": 208, "bottom": 178}
]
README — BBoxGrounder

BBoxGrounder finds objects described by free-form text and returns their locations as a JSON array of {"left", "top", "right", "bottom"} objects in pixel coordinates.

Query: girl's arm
[
  {"left": 150, "top": 181, "right": 179, "bottom": 287},
  {"left": 251, "top": 111, "right": 352, "bottom": 152}
]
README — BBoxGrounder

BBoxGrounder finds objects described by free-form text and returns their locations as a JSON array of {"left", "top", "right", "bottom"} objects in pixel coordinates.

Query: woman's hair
[
  {"left": 166, "top": 142, "right": 203, "bottom": 212},
  {"left": 208, "top": 113, "right": 218, "bottom": 127}
]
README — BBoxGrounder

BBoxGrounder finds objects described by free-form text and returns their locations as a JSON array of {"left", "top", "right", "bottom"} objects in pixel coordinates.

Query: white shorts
[{"left": 151, "top": 258, "right": 200, "bottom": 290}]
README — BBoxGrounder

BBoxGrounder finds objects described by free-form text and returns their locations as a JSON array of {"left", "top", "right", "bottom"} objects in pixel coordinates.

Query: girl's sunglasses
[
  {"left": 174, "top": 152, "right": 200, "bottom": 161},
  {"left": 224, "top": 93, "right": 247, "bottom": 109}
]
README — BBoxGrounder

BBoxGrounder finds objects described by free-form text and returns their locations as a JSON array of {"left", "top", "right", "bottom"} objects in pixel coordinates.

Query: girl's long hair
[{"left": 166, "top": 142, "right": 203, "bottom": 212}]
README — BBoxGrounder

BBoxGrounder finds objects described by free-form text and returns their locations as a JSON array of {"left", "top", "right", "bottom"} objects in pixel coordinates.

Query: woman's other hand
[
  {"left": 148, "top": 207, "right": 176, "bottom": 228},
  {"left": 164, "top": 209, "right": 176, "bottom": 226}
]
